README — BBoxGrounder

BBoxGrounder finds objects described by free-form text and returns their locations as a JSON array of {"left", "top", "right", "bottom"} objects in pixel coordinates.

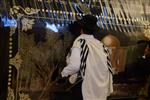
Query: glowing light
[
  {"left": 56, "top": 23, "right": 61, "bottom": 27},
  {"left": 2, "top": 17, "right": 17, "bottom": 27},
  {"left": 46, "top": 22, "right": 58, "bottom": 32}
]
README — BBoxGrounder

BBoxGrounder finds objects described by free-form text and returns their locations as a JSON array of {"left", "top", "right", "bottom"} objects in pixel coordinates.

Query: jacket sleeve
[{"left": 61, "top": 47, "right": 81, "bottom": 77}]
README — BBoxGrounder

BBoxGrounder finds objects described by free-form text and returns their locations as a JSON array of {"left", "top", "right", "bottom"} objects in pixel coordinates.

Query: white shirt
[
  {"left": 61, "top": 34, "right": 113, "bottom": 100},
  {"left": 61, "top": 47, "right": 81, "bottom": 77}
]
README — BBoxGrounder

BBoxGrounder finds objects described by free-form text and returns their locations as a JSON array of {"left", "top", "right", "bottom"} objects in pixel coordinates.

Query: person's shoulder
[
  {"left": 93, "top": 37, "right": 104, "bottom": 45},
  {"left": 72, "top": 36, "right": 82, "bottom": 48},
  {"left": 73, "top": 35, "right": 84, "bottom": 42}
]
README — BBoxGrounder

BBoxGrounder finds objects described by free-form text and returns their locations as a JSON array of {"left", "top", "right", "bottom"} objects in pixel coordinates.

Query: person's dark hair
[
  {"left": 82, "top": 25, "right": 95, "bottom": 35},
  {"left": 69, "top": 21, "right": 82, "bottom": 38},
  {"left": 77, "top": 14, "right": 98, "bottom": 35}
]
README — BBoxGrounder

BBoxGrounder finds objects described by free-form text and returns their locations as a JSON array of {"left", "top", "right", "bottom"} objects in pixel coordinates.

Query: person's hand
[
  {"left": 61, "top": 70, "right": 68, "bottom": 78},
  {"left": 69, "top": 73, "right": 78, "bottom": 84}
]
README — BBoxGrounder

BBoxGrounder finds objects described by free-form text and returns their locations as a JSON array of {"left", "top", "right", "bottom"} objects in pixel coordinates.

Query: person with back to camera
[{"left": 61, "top": 14, "right": 113, "bottom": 100}]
